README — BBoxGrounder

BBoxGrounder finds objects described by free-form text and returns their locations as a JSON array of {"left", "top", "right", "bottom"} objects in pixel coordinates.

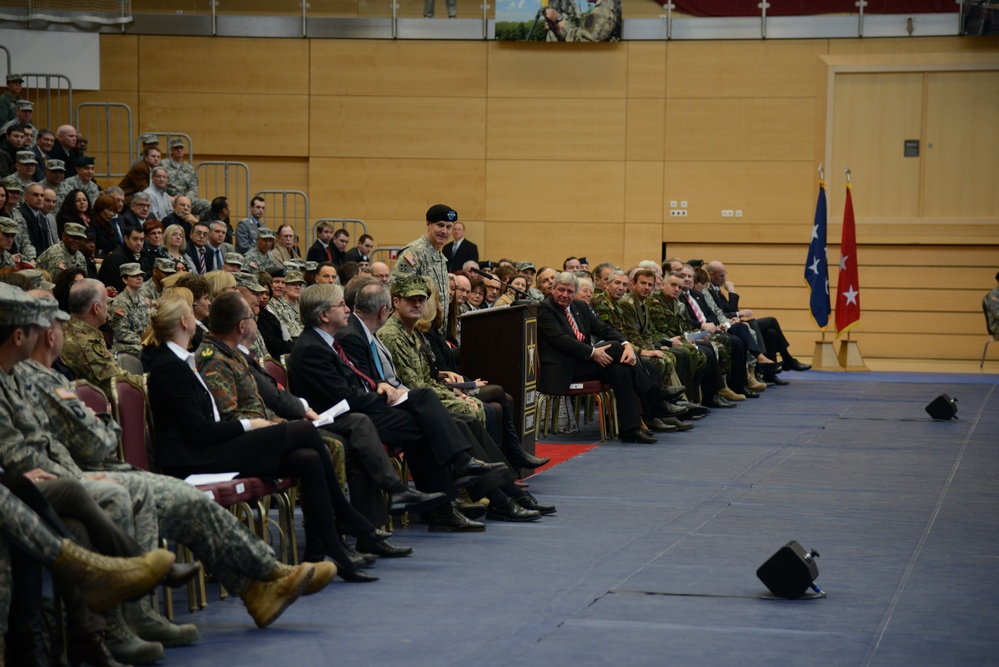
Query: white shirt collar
[
  {"left": 166, "top": 340, "right": 195, "bottom": 367},
  {"left": 313, "top": 326, "right": 336, "bottom": 348}
]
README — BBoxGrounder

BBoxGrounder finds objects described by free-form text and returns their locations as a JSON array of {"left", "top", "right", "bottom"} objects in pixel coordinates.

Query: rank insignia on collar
[{"left": 201, "top": 347, "right": 214, "bottom": 358}]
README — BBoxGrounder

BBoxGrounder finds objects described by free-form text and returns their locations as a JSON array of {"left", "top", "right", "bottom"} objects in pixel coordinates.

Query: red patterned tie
[
  {"left": 333, "top": 339, "right": 376, "bottom": 390},
  {"left": 565, "top": 307, "right": 584, "bottom": 342}
]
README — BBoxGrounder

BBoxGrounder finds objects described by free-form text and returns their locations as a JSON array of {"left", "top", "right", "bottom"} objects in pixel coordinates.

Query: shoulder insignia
[
  {"left": 58, "top": 262, "right": 67, "bottom": 270},
  {"left": 55, "top": 387, "right": 77, "bottom": 400},
  {"left": 403, "top": 253, "right": 417, "bottom": 266},
  {"left": 91, "top": 342, "right": 107, "bottom": 357},
  {"left": 248, "top": 261, "right": 258, "bottom": 269},
  {"left": 201, "top": 347, "right": 214, "bottom": 358},
  {"left": 114, "top": 307, "right": 127, "bottom": 317}
]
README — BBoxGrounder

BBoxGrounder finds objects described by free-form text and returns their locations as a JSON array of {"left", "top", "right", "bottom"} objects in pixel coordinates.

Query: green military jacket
[
  {"left": 391, "top": 235, "right": 450, "bottom": 330},
  {"left": 36, "top": 242, "right": 86, "bottom": 282},
  {"left": 62, "top": 317, "right": 141, "bottom": 399},
  {"left": 108, "top": 288, "right": 150, "bottom": 357},
  {"left": 617, "top": 292, "right": 657, "bottom": 351},
  {"left": 196, "top": 334, "right": 274, "bottom": 422}
]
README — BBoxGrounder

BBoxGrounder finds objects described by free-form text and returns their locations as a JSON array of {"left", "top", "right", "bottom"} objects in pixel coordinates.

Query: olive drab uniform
[{"left": 391, "top": 235, "right": 450, "bottom": 331}]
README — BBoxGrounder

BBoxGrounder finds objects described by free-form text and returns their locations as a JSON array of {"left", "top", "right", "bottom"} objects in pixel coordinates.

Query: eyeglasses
[{"left": 241, "top": 314, "right": 258, "bottom": 322}]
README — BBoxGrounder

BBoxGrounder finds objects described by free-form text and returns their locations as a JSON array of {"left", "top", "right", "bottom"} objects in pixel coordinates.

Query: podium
[{"left": 459, "top": 303, "right": 539, "bottom": 457}]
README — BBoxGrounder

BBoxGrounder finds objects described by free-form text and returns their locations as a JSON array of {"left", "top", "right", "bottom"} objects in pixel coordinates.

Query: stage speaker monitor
[
  {"left": 925, "top": 394, "right": 958, "bottom": 421},
  {"left": 756, "top": 541, "right": 820, "bottom": 599}
]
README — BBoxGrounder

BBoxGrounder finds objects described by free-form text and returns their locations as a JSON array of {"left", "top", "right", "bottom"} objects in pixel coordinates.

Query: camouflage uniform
[
  {"left": 36, "top": 241, "right": 86, "bottom": 281},
  {"left": 195, "top": 335, "right": 346, "bottom": 488},
  {"left": 8, "top": 206, "right": 37, "bottom": 262},
  {"left": 108, "top": 288, "right": 149, "bottom": 357},
  {"left": 62, "top": 317, "right": 143, "bottom": 399},
  {"left": 0, "top": 90, "right": 19, "bottom": 126},
  {"left": 55, "top": 175, "right": 100, "bottom": 209},
  {"left": 269, "top": 297, "right": 303, "bottom": 340},
  {"left": 987, "top": 286, "right": 999, "bottom": 336},
  {"left": 391, "top": 235, "right": 450, "bottom": 330},
  {"left": 161, "top": 158, "right": 210, "bottom": 216},
  {"left": 377, "top": 315, "right": 486, "bottom": 424},
  {"left": 13, "top": 359, "right": 281, "bottom": 594},
  {"left": 619, "top": 292, "right": 689, "bottom": 390},
  {"left": 138, "top": 279, "right": 161, "bottom": 302},
  {"left": 649, "top": 290, "right": 731, "bottom": 374},
  {"left": 557, "top": 0, "right": 621, "bottom": 42},
  {"left": 10, "top": 170, "right": 33, "bottom": 192},
  {"left": 0, "top": 249, "right": 14, "bottom": 270},
  {"left": 243, "top": 246, "right": 277, "bottom": 272}
]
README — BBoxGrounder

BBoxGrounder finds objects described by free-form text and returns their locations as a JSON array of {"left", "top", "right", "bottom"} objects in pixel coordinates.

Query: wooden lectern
[{"left": 458, "top": 303, "right": 539, "bottom": 457}]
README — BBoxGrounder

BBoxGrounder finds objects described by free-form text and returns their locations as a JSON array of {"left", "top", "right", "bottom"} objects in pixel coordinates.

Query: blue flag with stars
[{"left": 804, "top": 181, "right": 831, "bottom": 329}]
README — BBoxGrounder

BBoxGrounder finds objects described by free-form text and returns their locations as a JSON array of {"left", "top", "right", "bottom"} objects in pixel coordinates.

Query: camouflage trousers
[
  {"left": 644, "top": 350, "right": 683, "bottom": 389},
  {"left": 664, "top": 343, "right": 707, "bottom": 397},
  {"left": 320, "top": 433, "right": 348, "bottom": 494},
  {"left": 708, "top": 335, "right": 733, "bottom": 375}
]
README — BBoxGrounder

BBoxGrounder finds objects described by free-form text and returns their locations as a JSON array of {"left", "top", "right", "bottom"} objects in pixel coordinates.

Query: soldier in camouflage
[
  {"left": 391, "top": 204, "right": 455, "bottom": 332},
  {"left": 0, "top": 216, "right": 17, "bottom": 269},
  {"left": 36, "top": 222, "right": 88, "bottom": 282},
  {"left": 139, "top": 256, "right": 178, "bottom": 302},
  {"left": 1, "top": 178, "right": 37, "bottom": 264},
  {"left": 55, "top": 155, "right": 100, "bottom": 209},
  {"left": 546, "top": 0, "right": 621, "bottom": 41},
  {"left": 10, "top": 150, "right": 37, "bottom": 192},
  {"left": 618, "top": 268, "right": 691, "bottom": 392},
  {"left": 162, "top": 138, "right": 210, "bottom": 216},
  {"left": 233, "top": 272, "right": 272, "bottom": 360},
  {"left": 270, "top": 269, "right": 305, "bottom": 340},
  {"left": 243, "top": 226, "right": 278, "bottom": 271},
  {"left": 107, "top": 262, "right": 150, "bottom": 358}
]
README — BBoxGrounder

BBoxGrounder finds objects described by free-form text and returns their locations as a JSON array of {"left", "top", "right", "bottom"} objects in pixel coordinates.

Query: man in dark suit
[
  {"left": 442, "top": 221, "right": 478, "bottom": 273},
  {"left": 287, "top": 283, "right": 513, "bottom": 531},
  {"left": 344, "top": 233, "right": 374, "bottom": 265},
  {"left": 306, "top": 220, "right": 335, "bottom": 265},
  {"left": 97, "top": 226, "right": 145, "bottom": 293},
  {"left": 19, "top": 182, "right": 56, "bottom": 254},
  {"left": 537, "top": 271, "right": 658, "bottom": 444},
  {"left": 185, "top": 221, "right": 215, "bottom": 275}
]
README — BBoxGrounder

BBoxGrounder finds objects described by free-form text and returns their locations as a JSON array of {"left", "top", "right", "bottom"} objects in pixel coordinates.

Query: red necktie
[
  {"left": 326, "top": 245, "right": 332, "bottom": 262},
  {"left": 565, "top": 307, "right": 584, "bottom": 342},
  {"left": 333, "top": 339, "right": 376, "bottom": 390},
  {"left": 686, "top": 292, "right": 706, "bottom": 324}
]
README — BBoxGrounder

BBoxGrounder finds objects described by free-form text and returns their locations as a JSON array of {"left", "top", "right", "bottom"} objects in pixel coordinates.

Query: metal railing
[
  {"left": 196, "top": 161, "right": 250, "bottom": 219},
  {"left": 76, "top": 102, "right": 132, "bottom": 179},
  {"left": 0, "top": 46, "right": 10, "bottom": 75},
  {"left": 138, "top": 131, "right": 192, "bottom": 163},
  {"left": 254, "top": 190, "right": 309, "bottom": 243},
  {"left": 370, "top": 247, "right": 403, "bottom": 270},
  {"left": 23, "top": 74, "right": 73, "bottom": 130},
  {"left": 311, "top": 218, "right": 368, "bottom": 247}
]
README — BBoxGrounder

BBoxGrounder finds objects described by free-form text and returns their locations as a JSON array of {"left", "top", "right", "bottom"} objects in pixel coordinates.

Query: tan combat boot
[
  {"left": 747, "top": 367, "right": 767, "bottom": 392},
  {"left": 268, "top": 560, "right": 336, "bottom": 596},
  {"left": 50, "top": 539, "right": 175, "bottom": 613},
  {"left": 241, "top": 562, "right": 316, "bottom": 628}
]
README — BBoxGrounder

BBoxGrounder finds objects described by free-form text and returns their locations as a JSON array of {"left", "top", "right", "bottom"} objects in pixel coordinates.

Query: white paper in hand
[{"left": 313, "top": 399, "right": 350, "bottom": 427}]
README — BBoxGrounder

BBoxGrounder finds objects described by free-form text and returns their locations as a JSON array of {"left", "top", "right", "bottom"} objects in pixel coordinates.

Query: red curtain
[{"left": 663, "top": 1, "right": 956, "bottom": 16}]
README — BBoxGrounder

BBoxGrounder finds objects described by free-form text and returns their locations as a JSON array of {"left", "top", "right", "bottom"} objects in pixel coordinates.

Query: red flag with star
[{"left": 835, "top": 182, "right": 860, "bottom": 335}]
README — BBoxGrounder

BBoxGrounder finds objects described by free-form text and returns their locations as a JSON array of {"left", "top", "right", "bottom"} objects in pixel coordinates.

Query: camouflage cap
[
  {"left": 1, "top": 176, "right": 23, "bottom": 193},
  {"left": 44, "top": 159, "right": 65, "bottom": 172},
  {"left": 257, "top": 227, "right": 275, "bottom": 239},
  {"left": 303, "top": 261, "right": 318, "bottom": 272},
  {"left": 0, "top": 283, "right": 49, "bottom": 327},
  {"left": 234, "top": 272, "right": 266, "bottom": 293},
  {"left": 223, "top": 252, "right": 244, "bottom": 267},
  {"left": 63, "top": 222, "right": 88, "bottom": 239},
  {"left": 169, "top": 137, "right": 185, "bottom": 148},
  {"left": 154, "top": 257, "right": 178, "bottom": 274},
  {"left": 120, "top": 262, "right": 143, "bottom": 277},
  {"left": 391, "top": 274, "right": 429, "bottom": 299},
  {"left": 6, "top": 73, "right": 24, "bottom": 83},
  {"left": 18, "top": 269, "right": 55, "bottom": 291},
  {"left": 15, "top": 99, "right": 33, "bottom": 111},
  {"left": 139, "top": 133, "right": 159, "bottom": 145},
  {"left": 283, "top": 259, "right": 305, "bottom": 271},
  {"left": 16, "top": 150, "right": 36, "bottom": 165},
  {"left": 516, "top": 261, "right": 536, "bottom": 272},
  {"left": 0, "top": 217, "right": 17, "bottom": 234},
  {"left": 426, "top": 204, "right": 457, "bottom": 223},
  {"left": 35, "top": 294, "right": 70, "bottom": 323},
  {"left": 285, "top": 270, "right": 305, "bottom": 285}
]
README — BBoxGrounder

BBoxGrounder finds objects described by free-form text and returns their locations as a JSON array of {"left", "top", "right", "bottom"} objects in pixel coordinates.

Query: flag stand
[
  {"left": 811, "top": 331, "right": 841, "bottom": 371},
  {"left": 837, "top": 331, "right": 869, "bottom": 372}
]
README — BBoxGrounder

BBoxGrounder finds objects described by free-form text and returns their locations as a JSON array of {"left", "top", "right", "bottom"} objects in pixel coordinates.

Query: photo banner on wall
[{"left": 495, "top": 0, "right": 622, "bottom": 42}]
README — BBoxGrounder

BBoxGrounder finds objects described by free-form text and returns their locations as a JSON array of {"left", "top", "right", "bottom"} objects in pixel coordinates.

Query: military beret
[
  {"left": 154, "top": 257, "right": 178, "bottom": 274},
  {"left": 234, "top": 272, "right": 266, "bottom": 293},
  {"left": 75, "top": 155, "right": 96, "bottom": 168},
  {"left": 18, "top": 269, "right": 55, "bottom": 291},
  {"left": 223, "top": 252, "right": 244, "bottom": 267},
  {"left": 1, "top": 177, "right": 23, "bottom": 193},
  {"left": 6, "top": 74, "right": 23, "bottom": 84},
  {"left": 0, "top": 283, "right": 49, "bottom": 327},
  {"left": 35, "top": 294, "right": 69, "bottom": 322},
  {"left": 139, "top": 133, "right": 159, "bottom": 145},
  {"left": 120, "top": 262, "right": 143, "bottom": 277},
  {"left": 257, "top": 227, "right": 275, "bottom": 239},
  {"left": 426, "top": 204, "right": 457, "bottom": 224},
  {"left": 16, "top": 150, "right": 37, "bottom": 165},
  {"left": 63, "top": 222, "right": 88, "bottom": 239},
  {"left": 44, "top": 158, "right": 66, "bottom": 172},
  {"left": 15, "top": 100, "right": 33, "bottom": 111},
  {"left": 285, "top": 270, "right": 305, "bottom": 285},
  {"left": 516, "top": 261, "right": 536, "bottom": 272},
  {"left": 169, "top": 138, "right": 185, "bottom": 148},
  {"left": 0, "top": 217, "right": 17, "bottom": 234},
  {"left": 391, "top": 274, "right": 429, "bottom": 299}
]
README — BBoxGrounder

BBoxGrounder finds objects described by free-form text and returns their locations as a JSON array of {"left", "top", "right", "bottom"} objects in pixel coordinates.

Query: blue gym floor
[{"left": 158, "top": 370, "right": 999, "bottom": 666}]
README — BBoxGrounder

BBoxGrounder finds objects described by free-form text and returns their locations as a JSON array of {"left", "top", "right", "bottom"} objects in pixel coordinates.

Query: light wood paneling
[
  {"left": 627, "top": 42, "right": 667, "bottom": 98},
  {"left": 826, "top": 36, "right": 999, "bottom": 56},
  {"left": 923, "top": 70, "right": 999, "bottom": 219},
  {"left": 311, "top": 96, "right": 486, "bottom": 160},
  {"left": 626, "top": 98, "right": 666, "bottom": 161},
  {"left": 624, "top": 161, "right": 664, "bottom": 223},
  {"left": 99, "top": 35, "right": 139, "bottom": 92},
  {"left": 666, "top": 243, "right": 998, "bottom": 267},
  {"left": 666, "top": 40, "right": 827, "bottom": 99},
  {"left": 485, "top": 160, "right": 625, "bottom": 223},
  {"left": 718, "top": 264, "right": 991, "bottom": 292},
  {"left": 310, "top": 41, "right": 488, "bottom": 97},
  {"left": 136, "top": 37, "right": 309, "bottom": 94},
  {"left": 139, "top": 93, "right": 310, "bottom": 157},
  {"left": 487, "top": 42, "right": 629, "bottom": 99},
  {"left": 486, "top": 98, "right": 626, "bottom": 161},
  {"left": 484, "top": 223, "right": 622, "bottom": 272},
  {"left": 623, "top": 223, "right": 662, "bottom": 268},
  {"left": 663, "top": 97, "right": 814, "bottom": 162},
  {"left": 308, "top": 157, "right": 486, "bottom": 225}
]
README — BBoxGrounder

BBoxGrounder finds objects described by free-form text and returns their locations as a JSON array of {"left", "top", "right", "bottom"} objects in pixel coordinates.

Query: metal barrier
[
  {"left": 254, "top": 190, "right": 309, "bottom": 243},
  {"left": 24, "top": 74, "right": 73, "bottom": 130},
  {"left": 196, "top": 161, "right": 250, "bottom": 219},
  {"left": 76, "top": 102, "right": 133, "bottom": 179},
  {"left": 370, "top": 247, "right": 403, "bottom": 270},
  {"left": 138, "top": 132, "right": 193, "bottom": 162},
  {"left": 312, "top": 218, "right": 368, "bottom": 247},
  {"left": 1, "top": 46, "right": 10, "bottom": 75}
]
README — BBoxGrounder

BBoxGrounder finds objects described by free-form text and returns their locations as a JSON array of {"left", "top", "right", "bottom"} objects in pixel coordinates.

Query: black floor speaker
[
  {"left": 756, "top": 541, "right": 820, "bottom": 599},
  {"left": 925, "top": 394, "right": 958, "bottom": 420}
]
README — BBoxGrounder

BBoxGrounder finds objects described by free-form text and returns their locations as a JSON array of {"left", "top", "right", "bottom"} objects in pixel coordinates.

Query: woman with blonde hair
[
  {"left": 203, "top": 270, "right": 237, "bottom": 300},
  {"left": 145, "top": 290, "right": 383, "bottom": 582},
  {"left": 162, "top": 223, "right": 197, "bottom": 273}
]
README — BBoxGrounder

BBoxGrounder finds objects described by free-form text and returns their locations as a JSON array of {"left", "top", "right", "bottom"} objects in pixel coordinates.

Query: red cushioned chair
[
  {"left": 536, "top": 380, "right": 618, "bottom": 443},
  {"left": 263, "top": 355, "right": 288, "bottom": 389}
]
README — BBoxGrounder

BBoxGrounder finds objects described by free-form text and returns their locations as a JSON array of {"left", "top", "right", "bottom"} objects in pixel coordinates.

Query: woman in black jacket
[{"left": 145, "top": 289, "right": 380, "bottom": 582}]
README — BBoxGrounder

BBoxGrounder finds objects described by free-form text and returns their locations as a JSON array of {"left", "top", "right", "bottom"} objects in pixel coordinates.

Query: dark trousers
[
  {"left": 568, "top": 341, "right": 642, "bottom": 433},
  {"left": 756, "top": 316, "right": 792, "bottom": 361},
  {"left": 694, "top": 342, "right": 724, "bottom": 402},
  {"left": 323, "top": 412, "right": 402, "bottom": 528}
]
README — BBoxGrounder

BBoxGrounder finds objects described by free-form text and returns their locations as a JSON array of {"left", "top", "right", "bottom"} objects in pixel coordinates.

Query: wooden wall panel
[
  {"left": 627, "top": 42, "right": 667, "bottom": 98},
  {"left": 626, "top": 98, "right": 666, "bottom": 161},
  {"left": 826, "top": 36, "right": 999, "bottom": 56},
  {"left": 663, "top": 97, "right": 814, "bottom": 162},
  {"left": 484, "top": 223, "right": 622, "bottom": 272},
  {"left": 310, "top": 41, "right": 488, "bottom": 97},
  {"left": 485, "top": 160, "right": 625, "bottom": 223},
  {"left": 622, "top": 223, "right": 662, "bottom": 268},
  {"left": 624, "top": 162, "right": 665, "bottom": 224},
  {"left": 487, "top": 42, "right": 628, "bottom": 99},
  {"left": 666, "top": 243, "right": 998, "bottom": 268},
  {"left": 486, "top": 98, "right": 626, "bottom": 161},
  {"left": 99, "top": 35, "right": 139, "bottom": 92},
  {"left": 311, "top": 96, "right": 486, "bottom": 160}
]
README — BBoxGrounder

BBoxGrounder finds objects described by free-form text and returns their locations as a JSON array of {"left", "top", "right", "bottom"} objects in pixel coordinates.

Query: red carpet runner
[{"left": 525, "top": 443, "right": 599, "bottom": 477}]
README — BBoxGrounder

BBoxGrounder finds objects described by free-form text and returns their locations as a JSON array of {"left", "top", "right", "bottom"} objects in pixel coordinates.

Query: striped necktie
[
  {"left": 565, "top": 306, "right": 584, "bottom": 342},
  {"left": 332, "top": 339, "right": 376, "bottom": 390},
  {"left": 197, "top": 247, "right": 206, "bottom": 274}
]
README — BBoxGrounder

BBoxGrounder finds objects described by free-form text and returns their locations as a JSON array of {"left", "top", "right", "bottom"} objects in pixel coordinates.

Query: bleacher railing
[
  {"left": 24, "top": 74, "right": 72, "bottom": 130},
  {"left": 76, "top": 102, "right": 132, "bottom": 179},
  {"left": 196, "top": 161, "right": 250, "bottom": 220},
  {"left": 255, "top": 190, "right": 309, "bottom": 245},
  {"left": 0, "top": 45, "right": 10, "bottom": 75},
  {"left": 370, "top": 247, "right": 403, "bottom": 270},
  {"left": 138, "top": 132, "right": 193, "bottom": 163}
]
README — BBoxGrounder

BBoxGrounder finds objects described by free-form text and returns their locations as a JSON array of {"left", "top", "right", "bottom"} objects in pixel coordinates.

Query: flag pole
[
  {"left": 836, "top": 166, "right": 868, "bottom": 371},
  {"left": 808, "top": 163, "right": 839, "bottom": 370}
]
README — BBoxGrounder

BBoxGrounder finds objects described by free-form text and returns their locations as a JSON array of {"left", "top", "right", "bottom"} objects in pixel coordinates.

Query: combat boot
[
  {"left": 268, "top": 560, "right": 336, "bottom": 596},
  {"left": 124, "top": 597, "right": 200, "bottom": 647},
  {"left": 241, "top": 562, "right": 315, "bottom": 628},
  {"left": 104, "top": 610, "right": 165, "bottom": 665},
  {"left": 51, "top": 539, "right": 175, "bottom": 613}
]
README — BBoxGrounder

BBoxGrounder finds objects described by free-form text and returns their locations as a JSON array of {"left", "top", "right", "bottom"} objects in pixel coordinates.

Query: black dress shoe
[
  {"left": 621, "top": 429, "right": 658, "bottom": 444},
  {"left": 660, "top": 401, "right": 690, "bottom": 417},
  {"left": 783, "top": 359, "right": 812, "bottom": 372},
  {"left": 743, "top": 388, "right": 760, "bottom": 398},
  {"left": 356, "top": 538, "right": 413, "bottom": 558},
  {"left": 426, "top": 508, "right": 487, "bottom": 532},
  {"left": 336, "top": 567, "right": 379, "bottom": 583},
  {"left": 163, "top": 561, "right": 202, "bottom": 588},
  {"left": 677, "top": 402, "right": 709, "bottom": 419},
  {"left": 764, "top": 375, "right": 790, "bottom": 386},
  {"left": 709, "top": 395, "right": 737, "bottom": 408},
  {"left": 452, "top": 499, "right": 487, "bottom": 521},
  {"left": 663, "top": 385, "right": 687, "bottom": 400},
  {"left": 451, "top": 458, "right": 507, "bottom": 487},
  {"left": 486, "top": 498, "right": 542, "bottom": 522},
  {"left": 509, "top": 451, "right": 550, "bottom": 469},
  {"left": 516, "top": 491, "right": 557, "bottom": 515},
  {"left": 389, "top": 488, "right": 449, "bottom": 515},
  {"left": 756, "top": 362, "right": 781, "bottom": 375},
  {"left": 647, "top": 418, "right": 677, "bottom": 433},
  {"left": 342, "top": 544, "right": 376, "bottom": 568},
  {"left": 661, "top": 416, "right": 694, "bottom": 431}
]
